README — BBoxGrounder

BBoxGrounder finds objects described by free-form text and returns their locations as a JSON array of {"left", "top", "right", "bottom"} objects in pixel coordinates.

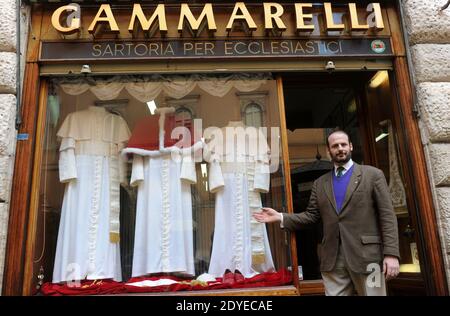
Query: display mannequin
[
  {"left": 53, "top": 105, "right": 131, "bottom": 283},
  {"left": 122, "top": 107, "right": 203, "bottom": 277},
  {"left": 206, "top": 120, "right": 275, "bottom": 278}
]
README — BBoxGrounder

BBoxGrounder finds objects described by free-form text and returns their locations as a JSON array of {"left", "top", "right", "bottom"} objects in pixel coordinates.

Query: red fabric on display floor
[{"left": 40, "top": 269, "right": 292, "bottom": 296}]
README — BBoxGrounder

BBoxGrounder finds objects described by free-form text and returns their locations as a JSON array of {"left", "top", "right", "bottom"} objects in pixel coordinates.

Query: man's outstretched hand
[{"left": 253, "top": 207, "right": 282, "bottom": 223}]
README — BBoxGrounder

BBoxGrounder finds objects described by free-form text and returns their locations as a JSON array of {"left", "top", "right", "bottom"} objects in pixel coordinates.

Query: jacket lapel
[
  {"left": 339, "top": 163, "right": 362, "bottom": 214},
  {"left": 323, "top": 171, "right": 337, "bottom": 212}
]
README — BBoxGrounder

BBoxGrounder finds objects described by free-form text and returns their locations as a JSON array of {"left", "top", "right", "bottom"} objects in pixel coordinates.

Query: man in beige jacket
[{"left": 254, "top": 130, "right": 400, "bottom": 296}]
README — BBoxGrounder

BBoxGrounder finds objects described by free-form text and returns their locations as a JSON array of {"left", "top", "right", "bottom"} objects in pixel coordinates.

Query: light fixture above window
[{"left": 369, "top": 70, "right": 388, "bottom": 89}]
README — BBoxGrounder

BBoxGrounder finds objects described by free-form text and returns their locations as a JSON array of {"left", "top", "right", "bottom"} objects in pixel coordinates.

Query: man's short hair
[{"left": 326, "top": 129, "right": 351, "bottom": 148}]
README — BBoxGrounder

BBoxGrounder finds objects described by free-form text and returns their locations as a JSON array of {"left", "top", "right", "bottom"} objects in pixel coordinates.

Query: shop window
[{"left": 33, "top": 74, "right": 293, "bottom": 295}]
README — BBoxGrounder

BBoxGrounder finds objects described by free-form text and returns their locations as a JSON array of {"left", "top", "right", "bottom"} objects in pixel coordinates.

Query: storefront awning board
[{"left": 39, "top": 59, "right": 392, "bottom": 76}]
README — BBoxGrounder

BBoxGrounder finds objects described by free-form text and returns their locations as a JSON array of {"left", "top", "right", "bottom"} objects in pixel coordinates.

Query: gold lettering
[
  {"left": 88, "top": 4, "right": 119, "bottom": 34},
  {"left": 294, "top": 3, "right": 314, "bottom": 31},
  {"left": 263, "top": 3, "right": 286, "bottom": 31},
  {"left": 324, "top": 2, "right": 344, "bottom": 31},
  {"left": 92, "top": 44, "right": 102, "bottom": 57},
  {"left": 51, "top": 4, "right": 80, "bottom": 34},
  {"left": 128, "top": 4, "right": 168, "bottom": 34},
  {"left": 178, "top": 3, "right": 217, "bottom": 35},
  {"left": 367, "top": 3, "right": 384, "bottom": 31},
  {"left": 226, "top": 2, "right": 257, "bottom": 32},
  {"left": 53, "top": 2, "right": 386, "bottom": 39},
  {"left": 349, "top": 3, "right": 369, "bottom": 30}
]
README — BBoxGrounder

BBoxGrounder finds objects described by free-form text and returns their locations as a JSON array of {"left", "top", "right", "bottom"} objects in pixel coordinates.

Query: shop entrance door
[{"left": 280, "top": 71, "right": 426, "bottom": 295}]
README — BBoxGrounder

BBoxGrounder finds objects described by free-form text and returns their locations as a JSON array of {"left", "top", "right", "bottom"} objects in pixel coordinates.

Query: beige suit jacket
[{"left": 284, "top": 163, "right": 399, "bottom": 274}]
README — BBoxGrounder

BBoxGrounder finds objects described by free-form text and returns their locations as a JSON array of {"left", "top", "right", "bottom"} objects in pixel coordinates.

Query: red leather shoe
[
  {"left": 234, "top": 270, "right": 245, "bottom": 284},
  {"left": 222, "top": 270, "right": 235, "bottom": 286}
]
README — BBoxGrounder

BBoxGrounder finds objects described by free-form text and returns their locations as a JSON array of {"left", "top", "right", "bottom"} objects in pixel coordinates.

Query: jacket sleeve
[
  {"left": 59, "top": 137, "right": 77, "bottom": 183},
  {"left": 283, "top": 180, "right": 321, "bottom": 231},
  {"left": 373, "top": 169, "right": 400, "bottom": 258},
  {"left": 130, "top": 155, "right": 144, "bottom": 187}
]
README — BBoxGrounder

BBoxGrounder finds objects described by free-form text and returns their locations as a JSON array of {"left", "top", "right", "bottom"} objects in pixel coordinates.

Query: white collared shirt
[{"left": 334, "top": 159, "right": 354, "bottom": 177}]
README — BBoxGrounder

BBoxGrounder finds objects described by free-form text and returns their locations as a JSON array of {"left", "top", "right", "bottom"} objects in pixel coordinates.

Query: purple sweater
[{"left": 332, "top": 165, "right": 354, "bottom": 213}]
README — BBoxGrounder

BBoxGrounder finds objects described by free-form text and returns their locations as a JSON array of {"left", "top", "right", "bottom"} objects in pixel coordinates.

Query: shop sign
[
  {"left": 42, "top": 2, "right": 391, "bottom": 61},
  {"left": 40, "top": 38, "right": 392, "bottom": 60},
  {"left": 50, "top": 2, "right": 385, "bottom": 35}
]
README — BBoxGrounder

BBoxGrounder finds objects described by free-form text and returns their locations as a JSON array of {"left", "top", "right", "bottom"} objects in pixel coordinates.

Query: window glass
[
  {"left": 365, "top": 71, "right": 421, "bottom": 275},
  {"left": 33, "top": 74, "right": 292, "bottom": 294}
]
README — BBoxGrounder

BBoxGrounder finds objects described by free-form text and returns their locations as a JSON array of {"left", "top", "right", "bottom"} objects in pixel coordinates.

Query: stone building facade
[
  {"left": 0, "top": 0, "right": 18, "bottom": 292},
  {"left": 404, "top": 0, "right": 450, "bottom": 290},
  {"left": 0, "top": 0, "right": 449, "bottom": 294}
]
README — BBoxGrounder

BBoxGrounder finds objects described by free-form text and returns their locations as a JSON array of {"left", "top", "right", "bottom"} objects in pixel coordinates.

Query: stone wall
[
  {"left": 404, "top": 0, "right": 450, "bottom": 290},
  {"left": 0, "top": 0, "right": 17, "bottom": 293}
]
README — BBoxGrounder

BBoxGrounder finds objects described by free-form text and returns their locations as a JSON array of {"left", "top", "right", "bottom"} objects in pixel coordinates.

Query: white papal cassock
[
  {"left": 123, "top": 108, "right": 201, "bottom": 277},
  {"left": 206, "top": 121, "right": 275, "bottom": 278},
  {"left": 53, "top": 106, "right": 130, "bottom": 283}
]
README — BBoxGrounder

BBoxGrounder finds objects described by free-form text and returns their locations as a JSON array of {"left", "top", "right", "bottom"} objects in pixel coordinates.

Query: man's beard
[{"left": 332, "top": 151, "right": 352, "bottom": 164}]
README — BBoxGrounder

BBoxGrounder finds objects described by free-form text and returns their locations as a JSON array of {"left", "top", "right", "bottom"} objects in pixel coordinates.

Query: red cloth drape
[
  {"left": 40, "top": 269, "right": 292, "bottom": 296},
  {"left": 126, "top": 114, "right": 194, "bottom": 151}
]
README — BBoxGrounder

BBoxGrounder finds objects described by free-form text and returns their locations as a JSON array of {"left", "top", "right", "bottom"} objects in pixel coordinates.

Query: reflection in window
[
  {"left": 244, "top": 102, "right": 263, "bottom": 128},
  {"left": 33, "top": 74, "right": 292, "bottom": 295},
  {"left": 175, "top": 106, "right": 194, "bottom": 129},
  {"left": 366, "top": 71, "right": 422, "bottom": 277}
]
